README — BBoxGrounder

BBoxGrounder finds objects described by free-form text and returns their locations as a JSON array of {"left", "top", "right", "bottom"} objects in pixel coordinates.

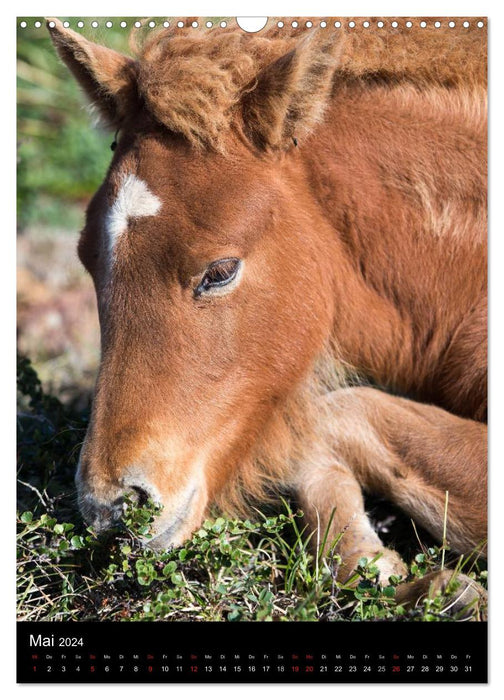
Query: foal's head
[{"left": 48, "top": 19, "right": 339, "bottom": 545}]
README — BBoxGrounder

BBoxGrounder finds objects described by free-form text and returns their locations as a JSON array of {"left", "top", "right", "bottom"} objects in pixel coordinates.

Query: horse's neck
[
  {"left": 329, "top": 255, "right": 420, "bottom": 393},
  {"left": 301, "top": 83, "right": 487, "bottom": 398}
]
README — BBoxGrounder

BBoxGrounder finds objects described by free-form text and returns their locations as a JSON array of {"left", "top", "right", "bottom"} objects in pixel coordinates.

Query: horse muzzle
[{"left": 75, "top": 458, "right": 207, "bottom": 548}]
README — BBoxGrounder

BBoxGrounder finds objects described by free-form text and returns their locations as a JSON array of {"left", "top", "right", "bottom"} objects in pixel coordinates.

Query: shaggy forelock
[{"left": 134, "top": 24, "right": 296, "bottom": 150}]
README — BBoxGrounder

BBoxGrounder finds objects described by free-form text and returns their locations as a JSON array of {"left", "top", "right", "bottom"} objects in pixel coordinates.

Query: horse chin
[
  {"left": 144, "top": 512, "right": 201, "bottom": 551},
  {"left": 144, "top": 485, "right": 208, "bottom": 551},
  {"left": 145, "top": 522, "right": 188, "bottom": 551}
]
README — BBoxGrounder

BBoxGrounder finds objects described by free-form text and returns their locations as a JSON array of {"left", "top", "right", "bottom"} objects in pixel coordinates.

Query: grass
[{"left": 16, "top": 355, "right": 487, "bottom": 623}]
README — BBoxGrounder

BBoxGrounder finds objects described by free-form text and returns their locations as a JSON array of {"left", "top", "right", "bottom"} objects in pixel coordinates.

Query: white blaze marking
[{"left": 106, "top": 174, "right": 161, "bottom": 260}]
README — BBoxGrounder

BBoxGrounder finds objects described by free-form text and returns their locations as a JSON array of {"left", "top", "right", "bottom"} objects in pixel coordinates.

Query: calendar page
[{"left": 16, "top": 16, "right": 488, "bottom": 684}]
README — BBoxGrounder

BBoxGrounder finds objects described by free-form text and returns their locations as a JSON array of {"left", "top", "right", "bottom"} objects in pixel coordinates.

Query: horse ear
[
  {"left": 46, "top": 18, "right": 138, "bottom": 127},
  {"left": 242, "top": 32, "right": 343, "bottom": 151}
]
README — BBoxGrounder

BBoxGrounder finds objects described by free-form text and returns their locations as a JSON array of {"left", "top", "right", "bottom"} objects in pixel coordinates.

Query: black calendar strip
[{"left": 17, "top": 620, "right": 487, "bottom": 683}]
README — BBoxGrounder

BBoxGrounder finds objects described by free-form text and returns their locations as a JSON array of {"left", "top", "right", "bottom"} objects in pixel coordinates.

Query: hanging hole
[{"left": 236, "top": 17, "right": 267, "bottom": 32}]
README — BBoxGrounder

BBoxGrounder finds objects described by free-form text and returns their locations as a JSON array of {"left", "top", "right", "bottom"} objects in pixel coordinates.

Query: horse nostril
[{"left": 129, "top": 485, "right": 150, "bottom": 507}]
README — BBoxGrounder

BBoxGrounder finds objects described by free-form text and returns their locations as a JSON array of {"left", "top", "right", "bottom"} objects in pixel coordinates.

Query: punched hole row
[{"left": 21, "top": 19, "right": 486, "bottom": 30}]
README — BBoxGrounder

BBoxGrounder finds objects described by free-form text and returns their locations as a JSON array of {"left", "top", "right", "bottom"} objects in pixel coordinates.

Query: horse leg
[
  {"left": 395, "top": 569, "right": 487, "bottom": 620},
  {"left": 294, "top": 453, "right": 407, "bottom": 584},
  {"left": 296, "top": 385, "right": 486, "bottom": 611},
  {"left": 321, "top": 386, "right": 487, "bottom": 557}
]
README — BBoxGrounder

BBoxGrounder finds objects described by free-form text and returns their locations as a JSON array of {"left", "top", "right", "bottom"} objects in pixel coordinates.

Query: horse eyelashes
[
  {"left": 196, "top": 258, "right": 241, "bottom": 296},
  {"left": 207, "top": 259, "right": 239, "bottom": 283}
]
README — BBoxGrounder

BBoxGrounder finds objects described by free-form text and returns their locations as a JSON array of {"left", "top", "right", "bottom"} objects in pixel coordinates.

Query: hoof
[
  {"left": 395, "top": 570, "right": 487, "bottom": 620},
  {"left": 340, "top": 547, "right": 408, "bottom": 585}
]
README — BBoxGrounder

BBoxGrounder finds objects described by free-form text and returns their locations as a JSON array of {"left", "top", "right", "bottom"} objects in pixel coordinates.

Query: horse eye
[{"left": 195, "top": 258, "right": 241, "bottom": 297}]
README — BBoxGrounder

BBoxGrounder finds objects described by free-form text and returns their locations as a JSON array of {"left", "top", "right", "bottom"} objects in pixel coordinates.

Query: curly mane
[{"left": 131, "top": 18, "right": 487, "bottom": 150}]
